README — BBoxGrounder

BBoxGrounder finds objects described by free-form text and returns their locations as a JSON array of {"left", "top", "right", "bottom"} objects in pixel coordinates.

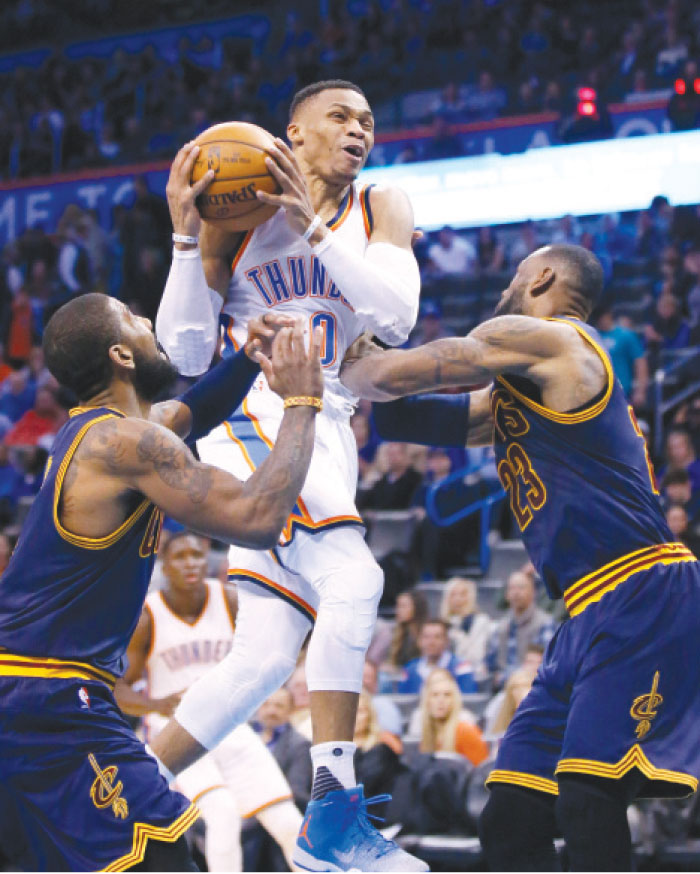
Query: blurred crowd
[{"left": 3, "top": 0, "right": 700, "bottom": 180}]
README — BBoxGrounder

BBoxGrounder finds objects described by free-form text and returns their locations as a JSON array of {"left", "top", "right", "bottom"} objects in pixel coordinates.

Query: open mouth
[{"left": 343, "top": 144, "right": 363, "bottom": 159}]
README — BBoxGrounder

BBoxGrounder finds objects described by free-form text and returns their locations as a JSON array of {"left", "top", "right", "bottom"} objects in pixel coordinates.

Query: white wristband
[
  {"left": 172, "top": 233, "right": 199, "bottom": 245},
  {"left": 302, "top": 215, "right": 322, "bottom": 242}
]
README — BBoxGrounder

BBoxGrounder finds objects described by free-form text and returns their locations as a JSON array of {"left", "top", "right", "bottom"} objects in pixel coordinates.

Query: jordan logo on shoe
[{"left": 299, "top": 815, "right": 314, "bottom": 848}]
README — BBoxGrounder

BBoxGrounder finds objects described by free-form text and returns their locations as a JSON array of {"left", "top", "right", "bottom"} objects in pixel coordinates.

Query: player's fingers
[
  {"left": 191, "top": 168, "right": 215, "bottom": 197},
  {"left": 263, "top": 313, "right": 296, "bottom": 330},
  {"left": 255, "top": 350, "right": 274, "bottom": 383},
  {"left": 310, "top": 325, "right": 323, "bottom": 360},
  {"left": 268, "top": 142, "right": 299, "bottom": 179},
  {"left": 264, "top": 156, "right": 294, "bottom": 190},
  {"left": 256, "top": 189, "right": 284, "bottom": 205},
  {"left": 171, "top": 140, "right": 195, "bottom": 173}
]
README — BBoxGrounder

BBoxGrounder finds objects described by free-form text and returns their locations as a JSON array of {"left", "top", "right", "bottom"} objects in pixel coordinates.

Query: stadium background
[{"left": 1, "top": 0, "right": 700, "bottom": 869}]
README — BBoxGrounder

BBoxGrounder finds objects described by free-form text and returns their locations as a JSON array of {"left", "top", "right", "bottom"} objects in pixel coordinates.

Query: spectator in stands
[
  {"left": 463, "top": 71, "right": 506, "bottom": 122},
  {"left": 645, "top": 293, "right": 690, "bottom": 351},
  {"left": 285, "top": 665, "right": 312, "bottom": 741},
  {"left": 418, "top": 668, "right": 489, "bottom": 765},
  {"left": 0, "top": 369, "right": 35, "bottom": 423},
  {"left": 476, "top": 226, "right": 505, "bottom": 275},
  {"left": 361, "top": 661, "right": 403, "bottom": 736},
  {"left": 385, "top": 589, "right": 429, "bottom": 674},
  {"left": 350, "top": 410, "right": 378, "bottom": 482},
  {"left": 666, "top": 505, "right": 700, "bottom": 557},
  {"left": 253, "top": 688, "right": 312, "bottom": 811},
  {"left": 357, "top": 442, "right": 422, "bottom": 511},
  {"left": 634, "top": 209, "right": 665, "bottom": 259},
  {"left": 655, "top": 25, "right": 689, "bottom": 80},
  {"left": 508, "top": 221, "right": 541, "bottom": 265},
  {"left": 551, "top": 214, "right": 581, "bottom": 246},
  {"left": 662, "top": 470, "right": 700, "bottom": 527},
  {"left": 355, "top": 691, "right": 402, "bottom": 756},
  {"left": 595, "top": 305, "right": 649, "bottom": 407},
  {"left": 0, "top": 445, "right": 23, "bottom": 525},
  {"left": 431, "top": 82, "right": 466, "bottom": 125},
  {"left": 660, "top": 427, "right": 700, "bottom": 493},
  {"left": 487, "top": 644, "right": 544, "bottom": 736},
  {"left": 4, "top": 386, "right": 66, "bottom": 447},
  {"left": 422, "top": 115, "right": 462, "bottom": 162},
  {"left": 398, "top": 620, "right": 477, "bottom": 694},
  {"left": 408, "top": 300, "right": 449, "bottom": 348},
  {"left": 0, "top": 532, "right": 10, "bottom": 574},
  {"left": 439, "top": 578, "right": 492, "bottom": 682},
  {"left": 6, "top": 289, "right": 36, "bottom": 364},
  {"left": 485, "top": 570, "right": 556, "bottom": 689},
  {"left": 427, "top": 226, "right": 477, "bottom": 277}
]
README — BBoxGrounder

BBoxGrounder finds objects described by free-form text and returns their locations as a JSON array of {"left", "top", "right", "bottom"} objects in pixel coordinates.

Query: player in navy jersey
[
  {"left": 0, "top": 143, "right": 323, "bottom": 873},
  {"left": 339, "top": 242, "right": 700, "bottom": 871}
]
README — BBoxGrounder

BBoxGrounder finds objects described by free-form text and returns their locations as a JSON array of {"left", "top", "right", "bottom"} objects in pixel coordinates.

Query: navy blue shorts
[
  {"left": 488, "top": 557, "right": 700, "bottom": 800},
  {"left": 0, "top": 674, "right": 197, "bottom": 871}
]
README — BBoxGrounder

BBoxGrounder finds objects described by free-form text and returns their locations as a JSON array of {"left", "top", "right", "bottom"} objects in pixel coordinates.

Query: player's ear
[
  {"left": 530, "top": 266, "right": 555, "bottom": 297},
  {"left": 108, "top": 344, "right": 135, "bottom": 371},
  {"left": 287, "top": 121, "right": 302, "bottom": 147}
]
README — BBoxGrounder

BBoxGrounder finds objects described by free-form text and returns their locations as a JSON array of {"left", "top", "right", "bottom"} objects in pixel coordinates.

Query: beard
[
  {"left": 494, "top": 284, "right": 526, "bottom": 316},
  {"left": 132, "top": 346, "right": 179, "bottom": 402}
]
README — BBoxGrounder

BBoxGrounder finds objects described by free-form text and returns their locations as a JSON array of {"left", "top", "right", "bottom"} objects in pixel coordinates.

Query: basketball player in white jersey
[
  {"left": 154, "top": 80, "right": 427, "bottom": 871},
  {"left": 115, "top": 532, "right": 302, "bottom": 872}
]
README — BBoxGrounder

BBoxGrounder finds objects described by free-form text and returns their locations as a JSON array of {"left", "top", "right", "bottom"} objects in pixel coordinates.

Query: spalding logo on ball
[{"left": 191, "top": 121, "right": 281, "bottom": 232}]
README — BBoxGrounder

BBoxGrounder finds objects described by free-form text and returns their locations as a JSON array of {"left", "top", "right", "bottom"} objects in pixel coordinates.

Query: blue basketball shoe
[{"left": 292, "top": 785, "right": 429, "bottom": 872}]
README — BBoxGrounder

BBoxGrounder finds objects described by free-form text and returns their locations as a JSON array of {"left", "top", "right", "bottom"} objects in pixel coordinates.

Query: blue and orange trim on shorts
[
  {"left": 222, "top": 399, "right": 363, "bottom": 545},
  {"left": 563, "top": 542, "right": 697, "bottom": 617},
  {"left": 0, "top": 651, "right": 118, "bottom": 689},
  {"left": 228, "top": 568, "right": 317, "bottom": 623}
]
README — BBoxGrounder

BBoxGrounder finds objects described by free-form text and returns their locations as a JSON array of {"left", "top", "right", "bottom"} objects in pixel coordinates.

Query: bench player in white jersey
[
  {"left": 115, "top": 532, "right": 302, "bottom": 872},
  {"left": 154, "top": 80, "right": 427, "bottom": 871}
]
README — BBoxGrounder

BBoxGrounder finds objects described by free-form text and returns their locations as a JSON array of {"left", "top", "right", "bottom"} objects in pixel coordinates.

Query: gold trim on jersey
[
  {"left": 556, "top": 745, "right": 698, "bottom": 796},
  {"left": 497, "top": 318, "right": 614, "bottom": 424},
  {"left": 69, "top": 405, "right": 126, "bottom": 418},
  {"left": 100, "top": 803, "right": 200, "bottom": 872},
  {"left": 53, "top": 414, "right": 151, "bottom": 549},
  {"left": 157, "top": 585, "right": 210, "bottom": 628},
  {"left": 564, "top": 542, "right": 696, "bottom": 617},
  {"left": 486, "top": 769, "right": 559, "bottom": 796},
  {"left": 0, "top": 652, "right": 117, "bottom": 688}
]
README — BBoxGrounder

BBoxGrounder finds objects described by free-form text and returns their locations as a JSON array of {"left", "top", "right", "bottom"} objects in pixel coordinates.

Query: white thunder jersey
[
  {"left": 143, "top": 580, "right": 294, "bottom": 816},
  {"left": 199, "top": 183, "right": 376, "bottom": 544},
  {"left": 143, "top": 579, "right": 235, "bottom": 739}
]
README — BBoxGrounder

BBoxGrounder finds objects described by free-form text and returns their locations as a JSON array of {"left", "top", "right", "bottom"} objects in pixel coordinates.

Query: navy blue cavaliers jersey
[
  {"left": 0, "top": 406, "right": 163, "bottom": 680},
  {"left": 491, "top": 318, "right": 692, "bottom": 610}
]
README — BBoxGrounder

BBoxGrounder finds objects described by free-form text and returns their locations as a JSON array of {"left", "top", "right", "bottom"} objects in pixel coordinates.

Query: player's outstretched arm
[
  {"left": 107, "top": 325, "right": 322, "bottom": 547},
  {"left": 259, "top": 139, "right": 420, "bottom": 345},
  {"left": 340, "top": 315, "right": 572, "bottom": 400}
]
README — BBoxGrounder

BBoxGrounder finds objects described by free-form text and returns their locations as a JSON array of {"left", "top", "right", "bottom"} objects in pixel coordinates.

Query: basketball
[{"left": 191, "top": 121, "right": 280, "bottom": 232}]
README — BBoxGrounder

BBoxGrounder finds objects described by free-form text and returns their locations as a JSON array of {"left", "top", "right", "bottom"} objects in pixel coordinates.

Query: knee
[{"left": 315, "top": 560, "right": 384, "bottom": 652}]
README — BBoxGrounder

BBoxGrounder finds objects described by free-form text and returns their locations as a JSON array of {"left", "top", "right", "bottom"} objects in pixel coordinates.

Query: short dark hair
[
  {"left": 547, "top": 244, "right": 604, "bottom": 318},
  {"left": 43, "top": 293, "right": 123, "bottom": 401},
  {"left": 161, "top": 530, "right": 206, "bottom": 557},
  {"left": 662, "top": 469, "right": 690, "bottom": 488},
  {"left": 420, "top": 619, "right": 449, "bottom": 635},
  {"left": 289, "top": 79, "right": 366, "bottom": 121}
]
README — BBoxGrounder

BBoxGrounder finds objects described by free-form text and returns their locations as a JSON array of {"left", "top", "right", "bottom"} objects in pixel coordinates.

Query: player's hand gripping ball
[{"left": 191, "top": 121, "right": 281, "bottom": 231}]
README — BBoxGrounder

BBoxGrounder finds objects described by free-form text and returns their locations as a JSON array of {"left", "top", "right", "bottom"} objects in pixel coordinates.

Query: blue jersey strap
[
  {"left": 371, "top": 392, "right": 470, "bottom": 448},
  {"left": 179, "top": 348, "right": 260, "bottom": 442}
]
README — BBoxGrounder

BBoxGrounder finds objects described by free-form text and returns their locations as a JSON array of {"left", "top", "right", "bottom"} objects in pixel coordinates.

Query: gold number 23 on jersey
[{"left": 497, "top": 442, "right": 547, "bottom": 531}]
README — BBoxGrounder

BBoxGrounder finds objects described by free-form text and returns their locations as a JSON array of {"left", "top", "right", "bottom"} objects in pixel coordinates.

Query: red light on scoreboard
[
  {"left": 674, "top": 79, "right": 686, "bottom": 95},
  {"left": 578, "top": 87, "right": 597, "bottom": 102},
  {"left": 694, "top": 78, "right": 700, "bottom": 94},
  {"left": 578, "top": 101, "right": 596, "bottom": 116}
]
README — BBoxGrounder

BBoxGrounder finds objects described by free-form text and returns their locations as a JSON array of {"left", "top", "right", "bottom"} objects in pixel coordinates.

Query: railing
[
  {"left": 425, "top": 458, "right": 505, "bottom": 574},
  {"left": 652, "top": 348, "right": 700, "bottom": 457}
]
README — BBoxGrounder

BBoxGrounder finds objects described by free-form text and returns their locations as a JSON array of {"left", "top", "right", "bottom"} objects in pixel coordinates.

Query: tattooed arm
[{"left": 341, "top": 316, "right": 604, "bottom": 412}]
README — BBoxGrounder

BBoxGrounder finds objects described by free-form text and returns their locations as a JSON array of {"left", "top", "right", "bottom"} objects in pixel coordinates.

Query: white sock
[
  {"left": 310, "top": 741, "right": 357, "bottom": 796},
  {"left": 145, "top": 743, "right": 175, "bottom": 784}
]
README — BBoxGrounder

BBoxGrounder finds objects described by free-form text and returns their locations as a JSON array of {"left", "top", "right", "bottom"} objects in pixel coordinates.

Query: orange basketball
[{"left": 191, "top": 121, "right": 280, "bottom": 232}]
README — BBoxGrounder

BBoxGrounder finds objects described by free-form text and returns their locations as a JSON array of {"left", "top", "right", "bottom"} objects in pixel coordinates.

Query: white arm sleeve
[
  {"left": 314, "top": 236, "right": 420, "bottom": 345},
  {"left": 155, "top": 247, "right": 224, "bottom": 377}
]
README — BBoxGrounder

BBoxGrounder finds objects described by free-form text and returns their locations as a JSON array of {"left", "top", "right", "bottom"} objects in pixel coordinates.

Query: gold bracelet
[{"left": 283, "top": 396, "right": 323, "bottom": 412}]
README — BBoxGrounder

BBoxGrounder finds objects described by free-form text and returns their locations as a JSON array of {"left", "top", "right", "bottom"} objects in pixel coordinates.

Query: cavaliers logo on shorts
[
  {"left": 88, "top": 753, "right": 129, "bottom": 819},
  {"left": 630, "top": 671, "right": 663, "bottom": 739}
]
